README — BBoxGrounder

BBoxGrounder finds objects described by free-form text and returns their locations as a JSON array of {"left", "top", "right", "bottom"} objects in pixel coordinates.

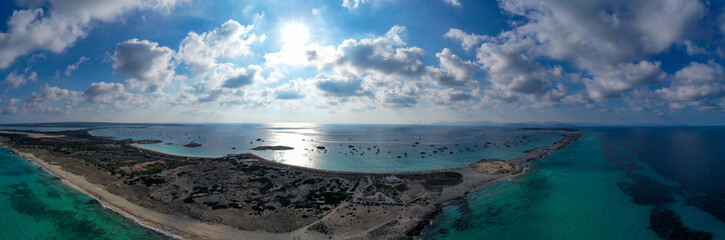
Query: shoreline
[
  {"left": 124, "top": 130, "right": 576, "bottom": 176},
  {"left": 4, "top": 146, "right": 182, "bottom": 239},
  {"left": 0, "top": 130, "right": 581, "bottom": 239},
  {"left": 1, "top": 144, "right": 307, "bottom": 240}
]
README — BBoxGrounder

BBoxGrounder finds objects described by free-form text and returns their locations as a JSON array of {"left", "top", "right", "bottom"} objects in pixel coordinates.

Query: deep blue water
[{"left": 603, "top": 127, "right": 725, "bottom": 203}]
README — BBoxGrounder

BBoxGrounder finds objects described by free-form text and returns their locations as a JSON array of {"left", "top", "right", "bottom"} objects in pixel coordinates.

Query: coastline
[
  {"left": 1, "top": 145, "right": 307, "bottom": 240},
  {"left": 0, "top": 130, "right": 581, "bottom": 239},
  {"left": 7, "top": 147, "right": 182, "bottom": 239}
]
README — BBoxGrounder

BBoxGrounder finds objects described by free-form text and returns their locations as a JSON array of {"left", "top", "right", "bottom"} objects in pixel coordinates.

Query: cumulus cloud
[
  {"left": 332, "top": 26, "right": 424, "bottom": 78},
  {"left": 624, "top": 89, "right": 665, "bottom": 114},
  {"left": 457, "top": 0, "right": 706, "bottom": 107},
  {"left": 64, "top": 56, "right": 89, "bottom": 76},
  {"left": 315, "top": 74, "right": 372, "bottom": 97},
  {"left": 584, "top": 61, "right": 666, "bottom": 100},
  {"left": 657, "top": 61, "right": 725, "bottom": 108},
  {"left": 0, "top": 0, "right": 184, "bottom": 69},
  {"left": 497, "top": 0, "right": 705, "bottom": 68},
  {"left": 222, "top": 65, "right": 262, "bottom": 88},
  {"left": 481, "top": 87, "right": 518, "bottom": 104},
  {"left": 426, "top": 48, "right": 478, "bottom": 87},
  {"left": 3, "top": 71, "right": 37, "bottom": 88},
  {"left": 0, "top": 98, "right": 21, "bottom": 114},
  {"left": 18, "top": 85, "right": 82, "bottom": 114},
  {"left": 274, "top": 79, "right": 308, "bottom": 100},
  {"left": 477, "top": 41, "right": 554, "bottom": 97},
  {"left": 83, "top": 81, "right": 124, "bottom": 103},
  {"left": 429, "top": 88, "right": 475, "bottom": 106},
  {"left": 176, "top": 19, "right": 265, "bottom": 74},
  {"left": 380, "top": 82, "right": 421, "bottom": 108},
  {"left": 266, "top": 26, "right": 421, "bottom": 83},
  {"left": 444, "top": 28, "right": 491, "bottom": 51},
  {"left": 266, "top": 26, "right": 484, "bottom": 109},
  {"left": 112, "top": 38, "right": 175, "bottom": 92},
  {"left": 26, "top": 85, "right": 82, "bottom": 103},
  {"left": 266, "top": 25, "right": 426, "bottom": 87}
]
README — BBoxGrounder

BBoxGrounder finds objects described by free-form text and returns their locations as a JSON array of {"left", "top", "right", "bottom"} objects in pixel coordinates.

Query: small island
[
  {"left": 0, "top": 129, "right": 580, "bottom": 239},
  {"left": 183, "top": 142, "right": 202, "bottom": 148},
  {"left": 135, "top": 139, "right": 163, "bottom": 144}
]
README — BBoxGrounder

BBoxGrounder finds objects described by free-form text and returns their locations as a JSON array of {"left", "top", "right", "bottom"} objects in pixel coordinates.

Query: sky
[{"left": 0, "top": 0, "right": 724, "bottom": 125}]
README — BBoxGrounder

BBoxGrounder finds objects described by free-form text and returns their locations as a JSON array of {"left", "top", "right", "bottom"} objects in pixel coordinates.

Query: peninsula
[{"left": 0, "top": 129, "right": 580, "bottom": 239}]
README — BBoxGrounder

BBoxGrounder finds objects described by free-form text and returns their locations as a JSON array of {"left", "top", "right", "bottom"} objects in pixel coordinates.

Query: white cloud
[
  {"left": 683, "top": 40, "right": 707, "bottom": 56},
  {"left": 112, "top": 38, "right": 175, "bottom": 92},
  {"left": 84, "top": 81, "right": 124, "bottom": 103},
  {"left": 266, "top": 25, "right": 425, "bottom": 83},
  {"left": 0, "top": 98, "right": 21, "bottom": 114},
  {"left": 426, "top": 48, "right": 478, "bottom": 87},
  {"left": 176, "top": 19, "right": 265, "bottom": 74},
  {"left": 19, "top": 85, "right": 82, "bottom": 114},
  {"left": 657, "top": 61, "right": 725, "bottom": 108},
  {"left": 429, "top": 88, "right": 475, "bottom": 106},
  {"left": 26, "top": 85, "right": 82, "bottom": 103},
  {"left": 334, "top": 39, "right": 424, "bottom": 78},
  {"left": 341, "top": 0, "right": 371, "bottom": 9},
  {"left": 477, "top": 41, "right": 554, "bottom": 97},
  {"left": 0, "top": 0, "right": 185, "bottom": 69},
  {"left": 340, "top": 0, "right": 457, "bottom": 9},
  {"left": 274, "top": 79, "right": 309, "bottom": 100},
  {"left": 380, "top": 82, "right": 421, "bottom": 108},
  {"left": 442, "top": 0, "right": 461, "bottom": 7},
  {"left": 64, "top": 56, "right": 89, "bottom": 76},
  {"left": 584, "top": 61, "right": 666, "bottom": 100},
  {"left": 444, "top": 28, "right": 491, "bottom": 51},
  {"left": 221, "top": 65, "right": 263, "bottom": 88},
  {"left": 315, "top": 74, "right": 373, "bottom": 97},
  {"left": 3, "top": 71, "right": 37, "bottom": 88},
  {"left": 266, "top": 26, "right": 487, "bottom": 109},
  {"left": 457, "top": 0, "right": 705, "bottom": 107},
  {"left": 497, "top": 0, "right": 705, "bottom": 68}
]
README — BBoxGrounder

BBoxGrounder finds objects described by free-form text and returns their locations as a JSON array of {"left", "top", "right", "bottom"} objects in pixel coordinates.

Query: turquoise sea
[
  {"left": 0, "top": 147, "right": 163, "bottom": 240},
  {"left": 1, "top": 124, "right": 724, "bottom": 239}
]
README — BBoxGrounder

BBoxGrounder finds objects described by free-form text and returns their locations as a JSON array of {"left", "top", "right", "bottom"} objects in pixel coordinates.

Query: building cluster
[
  {"left": 351, "top": 175, "right": 404, "bottom": 205},
  {"left": 352, "top": 189, "right": 400, "bottom": 205}
]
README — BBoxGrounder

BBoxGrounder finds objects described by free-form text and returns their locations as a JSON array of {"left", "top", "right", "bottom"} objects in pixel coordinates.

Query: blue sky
[{"left": 0, "top": 0, "right": 724, "bottom": 125}]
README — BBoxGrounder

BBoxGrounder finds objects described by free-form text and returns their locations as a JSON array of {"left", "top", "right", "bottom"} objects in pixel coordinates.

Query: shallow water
[
  {"left": 90, "top": 124, "right": 561, "bottom": 173},
  {"left": 423, "top": 129, "right": 725, "bottom": 240},
  {"left": 0, "top": 147, "right": 163, "bottom": 240}
]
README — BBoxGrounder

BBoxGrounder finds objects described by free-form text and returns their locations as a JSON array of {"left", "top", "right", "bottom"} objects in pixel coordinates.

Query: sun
[{"left": 281, "top": 22, "right": 310, "bottom": 46}]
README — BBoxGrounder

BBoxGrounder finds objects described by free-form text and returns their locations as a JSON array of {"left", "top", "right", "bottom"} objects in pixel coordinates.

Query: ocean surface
[
  {"left": 422, "top": 127, "right": 725, "bottom": 240},
  {"left": 89, "top": 124, "right": 561, "bottom": 172},
  {"left": 1, "top": 124, "right": 724, "bottom": 239}
]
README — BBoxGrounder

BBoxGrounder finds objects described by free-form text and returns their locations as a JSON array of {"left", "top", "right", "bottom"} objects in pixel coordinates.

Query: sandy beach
[{"left": 7, "top": 147, "right": 323, "bottom": 240}]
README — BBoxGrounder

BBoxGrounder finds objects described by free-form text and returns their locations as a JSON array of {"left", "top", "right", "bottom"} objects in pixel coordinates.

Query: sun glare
[{"left": 281, "top": 22, "right": 310, "bottom": 46}]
